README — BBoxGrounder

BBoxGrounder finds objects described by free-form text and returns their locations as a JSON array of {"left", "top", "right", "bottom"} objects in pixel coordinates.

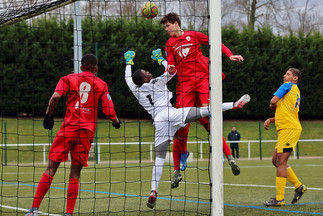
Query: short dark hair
[
  {"left": 160, "top": 12, "right": 181, "bottom": 27},
  {"left": 288, "top": 68, "right": 302, "bottom": 82},
  {"left": 132, "top": 69, "right": 145, "bottom": 86},
  {"left": 81, "top": 54, "right": 98, "bottom": 70}
]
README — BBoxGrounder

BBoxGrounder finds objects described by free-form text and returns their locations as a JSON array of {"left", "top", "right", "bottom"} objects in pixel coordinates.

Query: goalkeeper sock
[
  {"left": 222, "top": 102, "right": 234, "bottom": 112},
  {"left": 66, "top": 178, "right": 79, "bottom": 214},
  {"left": 287, "top": 167, "right": 302, "bottom": 189},
  {"left": 151, "top": 157, "right": 165, "bottom": 191},
  {"left": 199, "top": 107, "right": 210, "bottom": 117},
  {"left": 276, "top": 176, "right": 287, "bottom": 201},
  {"left": 32, "top": 173, "right": 53, "bottom": 208}
]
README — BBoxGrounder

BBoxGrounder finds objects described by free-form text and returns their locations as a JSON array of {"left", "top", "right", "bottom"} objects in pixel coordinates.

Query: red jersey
[
  {"left": 165, "top": 30, "right": 233, "bottom": 83},
  {"left": 55, "top": 71, "right": 117, "bottom": 132}
]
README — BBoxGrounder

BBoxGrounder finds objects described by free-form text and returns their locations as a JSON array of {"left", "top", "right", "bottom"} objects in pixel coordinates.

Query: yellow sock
[
  {"left": 287, "top": 167, "right": 302, "bottom": 189},
  {"left": 276, "top": 177, "right": 287, "bottom": 201}
]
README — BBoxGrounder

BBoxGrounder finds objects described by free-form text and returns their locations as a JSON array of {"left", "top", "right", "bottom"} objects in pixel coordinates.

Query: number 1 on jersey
[{"left": 146, "top": 94, "right": 154, "bottom": 105}]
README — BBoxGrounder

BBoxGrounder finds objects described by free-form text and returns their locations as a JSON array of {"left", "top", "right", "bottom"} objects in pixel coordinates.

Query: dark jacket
[{"left": 227, "top": 131, "right": 241, "bottom": 144}]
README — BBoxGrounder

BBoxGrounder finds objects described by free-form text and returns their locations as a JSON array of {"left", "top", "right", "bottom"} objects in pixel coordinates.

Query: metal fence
[{"left": 1, "top": 139, "right": 323, "bottom": 165}]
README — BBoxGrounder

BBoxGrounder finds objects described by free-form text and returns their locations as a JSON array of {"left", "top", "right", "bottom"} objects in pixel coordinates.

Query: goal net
[{"left": 0, "top": 0, "right": 213, "bottom": 215}]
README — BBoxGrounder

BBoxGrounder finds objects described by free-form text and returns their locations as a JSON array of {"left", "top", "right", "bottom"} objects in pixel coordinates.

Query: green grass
[
  {"left": 1, "top": 159, "right": 323, "bottom": 215},
  {"left": 1, "top": 118, "right": 323, "bottom": 163},
  {"left": 1, "top": 118, "right": 323, "bottom": 215}
]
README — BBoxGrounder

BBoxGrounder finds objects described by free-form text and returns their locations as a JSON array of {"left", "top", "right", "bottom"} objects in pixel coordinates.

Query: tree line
[{"left": 0, "top": 17, "right": 322, "bottom": 120}]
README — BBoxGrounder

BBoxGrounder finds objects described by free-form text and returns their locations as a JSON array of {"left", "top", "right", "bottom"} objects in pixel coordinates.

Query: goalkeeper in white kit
[{"left": 124, "top": 49, "right": 249, "bottom": 209}]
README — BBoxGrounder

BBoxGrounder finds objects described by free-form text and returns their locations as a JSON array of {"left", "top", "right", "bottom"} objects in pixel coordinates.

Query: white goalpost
[
  {"left": 1, "top": 0, "right": 221, "bottom": 215},
  {"left": 209, "top": 0, "right": 224, "bottom": 215}
]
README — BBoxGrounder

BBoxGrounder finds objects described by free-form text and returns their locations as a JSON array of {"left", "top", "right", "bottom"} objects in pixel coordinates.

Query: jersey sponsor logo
[{"left": 151, "top": 79, "right": 159, "bottom": 84}]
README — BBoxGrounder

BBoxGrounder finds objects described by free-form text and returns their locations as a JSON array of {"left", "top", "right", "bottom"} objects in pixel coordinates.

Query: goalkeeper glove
[
  {"left": 43, "top": 114, "right": 54, "bottom": 130},
  {"left": 124, "top": 51, "right": 135, "bottom": 65},
  {"left": 151, "top": 49, "right": 165, "bottom": 65},
  {"left": 112, "top": 118, "right": 121, "bottom": 129}
]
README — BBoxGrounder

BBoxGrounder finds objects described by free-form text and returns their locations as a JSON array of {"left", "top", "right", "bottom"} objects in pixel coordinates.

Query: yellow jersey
[{"left": 274, "top": 82, "right": 302, "bottom": 130}]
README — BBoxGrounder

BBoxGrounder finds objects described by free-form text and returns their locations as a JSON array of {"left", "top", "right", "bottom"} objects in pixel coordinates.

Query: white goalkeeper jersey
[{"left": 125, "top": 62, "right": 175, "bottom": 120}]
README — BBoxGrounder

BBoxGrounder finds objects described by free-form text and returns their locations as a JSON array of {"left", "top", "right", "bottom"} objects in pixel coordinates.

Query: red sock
[
  {"left": 173, "top": 138, "right": 181, "bottom": 170},
  {"left": 222, "top": 137, "right": 232, "bottom": 157},
  {"left": 32, "top": 173, "right": 53, "bottom": 208},
  {"left": 173, "top": 126, "right": 189, "bottom": 170},
  {"left": 66, "top": 178, "right": 79, "bottom": 215},
  {"left": 180, "top": 125, "right": 189, "bottom": 154}
]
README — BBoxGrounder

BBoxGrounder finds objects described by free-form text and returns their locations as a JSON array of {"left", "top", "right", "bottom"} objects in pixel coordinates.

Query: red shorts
[
  {"left": 175, "top": 79, "right": 209, "bottom": 108},
  {"left": 49, "top": 129, "right": 94, "bottom": 167}
]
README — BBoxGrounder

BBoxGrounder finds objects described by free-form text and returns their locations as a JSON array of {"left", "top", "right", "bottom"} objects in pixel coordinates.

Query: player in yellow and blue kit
[{"left": 263, "top": 68, "right": 307, "bottom": 207}]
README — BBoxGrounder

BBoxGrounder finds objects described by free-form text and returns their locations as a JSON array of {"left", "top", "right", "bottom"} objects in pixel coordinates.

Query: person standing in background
[{"left": 227, "top": 127, "right": 241, "bottom": 160}]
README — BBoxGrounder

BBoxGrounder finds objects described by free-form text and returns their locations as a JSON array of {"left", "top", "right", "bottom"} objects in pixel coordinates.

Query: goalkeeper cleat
[
  {"left": 233, "top": 94, "right": 251, "bottom": 109},
  {"left": 25, "top": 207, "right": 39, "bottom": 216},
  {"left": 124, "top": 51, "right": 135, "bottom": 65},
  {"left": 64, "top": 214, "right": 73, "bottom": 216},
  {"left": 171, "top": 170, "right": 183, "bottom": 189},
  {"left": 291, "top": 184, "right": 307, "bottom": 204},
  {"left": 151, "top": 48, "right": 165, "bottom": 65},
  {"left": 180, "top": 151, "right": 190, "bottom": 171},
  {"left": 228, "top": 159, "right": 240, "bottom": 176},
  {"left": 147, "top": 190, "right": 157, "bottom": 209},
  {"left": 264, "top": 198, "right": 285, "bottom": 207}
]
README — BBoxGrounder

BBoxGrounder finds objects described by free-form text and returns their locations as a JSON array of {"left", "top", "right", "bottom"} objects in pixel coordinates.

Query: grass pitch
[{"left": 1, "top": 158, "right": 323, "bottom": 215}]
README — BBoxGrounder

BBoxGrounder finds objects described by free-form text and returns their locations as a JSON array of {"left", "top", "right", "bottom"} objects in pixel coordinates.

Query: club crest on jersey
[
  {"left": 186, "top": 36, "right": 191, "bottom": 41},
  {"left": 178, "top": 47, "right": 190, "bottom": 58}
]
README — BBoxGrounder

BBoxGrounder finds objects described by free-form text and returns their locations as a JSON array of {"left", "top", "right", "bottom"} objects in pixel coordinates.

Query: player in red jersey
[
  {"left": 25, "top": 54, "right": 121, "bottom": 216},
  {"left": 160, "top": 13, "right": 245, "bottom": 183}
]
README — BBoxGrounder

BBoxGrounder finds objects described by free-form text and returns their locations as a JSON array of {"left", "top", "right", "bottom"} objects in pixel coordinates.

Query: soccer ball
[{"left": 141, "top": 1, "right": 158, "bottom": 19}]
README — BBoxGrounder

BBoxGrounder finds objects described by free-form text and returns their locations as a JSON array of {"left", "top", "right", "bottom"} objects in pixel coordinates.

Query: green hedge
[{"left": 0, "top": 17, "right": 322, "bottom": 119}]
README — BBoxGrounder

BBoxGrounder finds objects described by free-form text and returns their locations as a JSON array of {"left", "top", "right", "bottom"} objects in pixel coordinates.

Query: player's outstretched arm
[
  {"left": 151, "top": 48, "right": 165, "bottom": 66},
  {"left": 229, "top": 55, "right": 244, "bottom": 62},
  {"left": 124, "top": 51, "right": 138, "bottom": 93}
]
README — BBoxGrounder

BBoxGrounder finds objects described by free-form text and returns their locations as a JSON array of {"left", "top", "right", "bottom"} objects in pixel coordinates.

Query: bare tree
[
  {"left": 181, "top": 1, "right": 208, "bottom": 31},
  {"left": 222, "top": 0, "right": 323, "bottom": 34}
]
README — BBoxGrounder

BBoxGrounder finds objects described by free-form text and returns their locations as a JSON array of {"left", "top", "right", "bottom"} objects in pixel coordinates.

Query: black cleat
[
  {"left": 264, "top": 198, "right": 285, "bottom": 206},
  {"left": 229, "top": 159, "right": 240, "bottom": 176},
  {"left": 171, "top": 170, "right": 182, "bottom": 189},
  {"left": 291, "top": 184, "right": 307, "bottom": 204}
]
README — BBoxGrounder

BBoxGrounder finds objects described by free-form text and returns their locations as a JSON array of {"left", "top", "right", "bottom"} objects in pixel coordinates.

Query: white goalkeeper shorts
[{"left": 153, "top": 107, "right": 190, "bottom": 147}]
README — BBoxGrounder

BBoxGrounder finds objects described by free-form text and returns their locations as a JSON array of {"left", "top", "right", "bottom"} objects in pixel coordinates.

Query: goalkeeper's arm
[
  {"left": 124, "top": 51, "right": 137, "bottom": 92},
  {"left": 151, "top": 49, "right": 175, "bottom": 74}
]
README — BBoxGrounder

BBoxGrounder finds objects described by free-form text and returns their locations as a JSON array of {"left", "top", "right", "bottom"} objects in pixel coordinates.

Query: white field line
[
  {"left": 4, "top": 163, "right": 323, "bottom": 175},
  {"left": 0, "top": 204, "right": 61, "bottom": 216},
  {"left": 5, "top": 180, "right": 323, "bottom": 192},
  {"left": 223, "top": 183, "right": 323, "bottom": 191}
]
